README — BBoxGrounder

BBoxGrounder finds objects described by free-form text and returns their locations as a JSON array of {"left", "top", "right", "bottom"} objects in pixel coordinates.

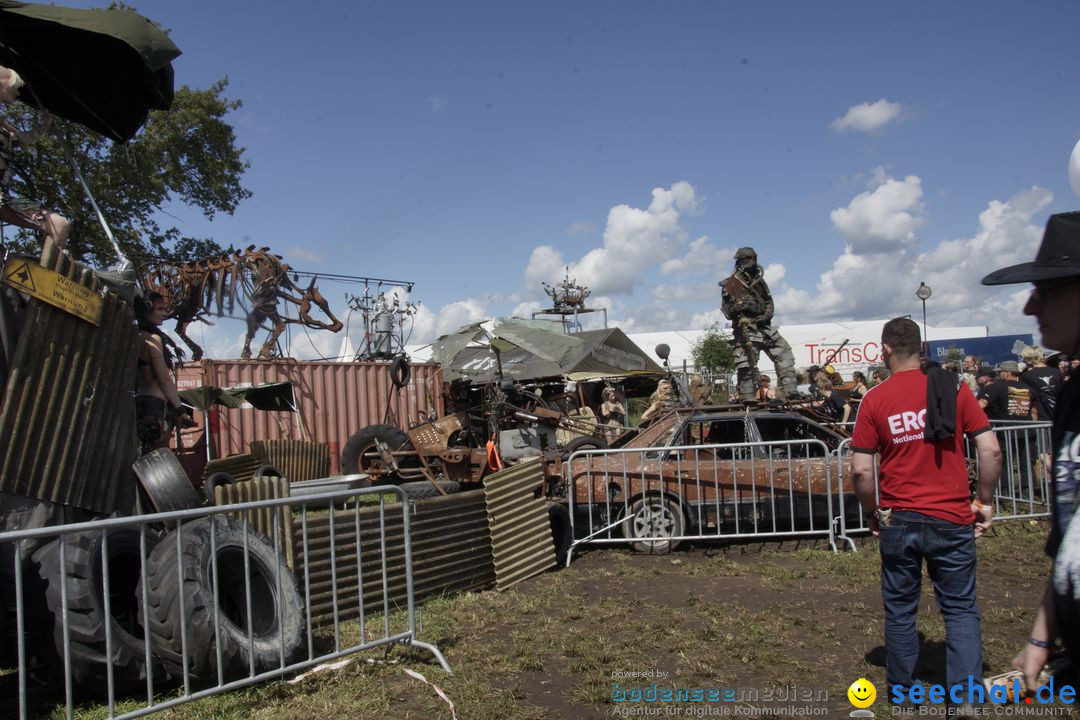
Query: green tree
[
  {"left": 3, "top": 79, "right": 250, "bottom": 266},
  {"left": 691, "top": 325, "right": 736, "bottom": 384}
]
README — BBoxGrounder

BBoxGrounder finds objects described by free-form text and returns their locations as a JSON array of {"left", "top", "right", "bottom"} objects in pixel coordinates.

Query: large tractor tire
[
  {"left": 340, "top": 424, "right": 418, "bottom": 482},
  {"left": 144, "top": 515, "right": 304, "bottom": 686},
  {"left": 28, "top": 528, "right": 164, "bottom": 697}
]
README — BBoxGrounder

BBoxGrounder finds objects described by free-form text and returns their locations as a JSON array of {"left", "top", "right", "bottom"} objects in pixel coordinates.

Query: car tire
[
  {"left": 625, "top": 496, "right": 685, "bottom": 553},
  {"left": 561, "top": 435, "right": 608, "bottom": 459},
  {"left": 546, "top": 502, "right": 572, "bottom": 567},
  {"left": 389, "top": 356, "right": 411, "bottom": 389},
  {"left": 340, "top": 424, "right": 417, "bottom": 481},
  {"left": 202, "top": 471, "right": 235, "bottom": 505},
  {"left": 398, "top": 480, "right": 461, "bottom": 500},
  {"left": 28, "top": 528, "right": 164, "bottom": 697},
  {"left": 253, "top": 464, "right": 284, "bottom": 479},
  {"left": 144, "top": 515, "right": 304, "bottom": 686}
]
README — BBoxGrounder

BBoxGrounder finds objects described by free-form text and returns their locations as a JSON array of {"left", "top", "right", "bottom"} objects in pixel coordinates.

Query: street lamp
[{"left": 916, "top": 282, "right": 932, "bottom": 360}]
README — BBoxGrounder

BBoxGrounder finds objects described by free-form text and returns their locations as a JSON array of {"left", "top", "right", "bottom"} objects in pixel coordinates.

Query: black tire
[
  {"left": 133, "top": 449, "right": 203, "bottom": 513},
  {"left": 28, "top": 528, "right": 164, "bottom": 697},
  {"left": 561, "top": 435, "right": 608, "bottom": 459},
  {"left": 202, "top": 471, "right": 236, "bottom": 505},
  {"left": 624, "top": 496, "right": 686, "bottom": 553},
  {"left": 340, "top": 424, "right": 418, "bottom": 481},
  {"left": 253, "top": 464, "right": 284, "bottom": 479},
  {"left": 390, "top": 356, "right": 411, "bottom": 389},
  {"left": 547, "top": 502, "right": 572, "bottom": 567},
  {"left": 144, "top": 515, "right": 304, "bottom": 685},
  {"left": 398, "top": 480, "right": 461, "bottom": 500}
]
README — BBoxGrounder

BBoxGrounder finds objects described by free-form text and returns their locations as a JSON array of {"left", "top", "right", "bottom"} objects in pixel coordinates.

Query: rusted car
[{"left": 546, "top": 405, "right": 857, "bottom": 550}]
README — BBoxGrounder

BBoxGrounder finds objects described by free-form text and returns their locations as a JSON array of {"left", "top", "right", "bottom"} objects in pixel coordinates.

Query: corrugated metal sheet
[
  {"left": 294, "top": 491, "right": 494, "bottom": 627},
  {"left": 174, "top": 360, "right": 444, "bottom": 477},
  {"left": 0, "top": 243, "right": 138, "bottom": 513},
  {"left": 251, "top": 439, "right": 329, "bottom": 482},
  {"left": 214, "top": 476, "right": 294, "bottom": 568},
  {"left": 482, "top": 460, "right": 557, "bottom": 590}
]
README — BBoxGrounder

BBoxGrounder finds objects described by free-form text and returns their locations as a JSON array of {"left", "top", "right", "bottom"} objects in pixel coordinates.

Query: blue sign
[{"left": 926, "top": 334, "right": 1034, "bottom": 365}]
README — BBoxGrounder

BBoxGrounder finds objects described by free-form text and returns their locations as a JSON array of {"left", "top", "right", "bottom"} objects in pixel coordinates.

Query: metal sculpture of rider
[{"left": 719, "top": 247, "right": 797, "bottom": 401}]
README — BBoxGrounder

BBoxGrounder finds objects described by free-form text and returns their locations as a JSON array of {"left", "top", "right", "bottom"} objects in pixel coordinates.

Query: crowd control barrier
[{"left": 0, "top": 486, "right": 449, "bottom": 720}]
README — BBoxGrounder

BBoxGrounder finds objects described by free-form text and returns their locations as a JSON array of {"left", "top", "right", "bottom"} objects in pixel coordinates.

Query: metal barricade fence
[
  {"left": 0, "top": 485, "right": 450, "bottom": 720},
  {"left": 834, "top": 421, "right": 1053, "bottom": 549},
  {"left": 982, "top": 420, "right": 1052, "bottom": 520},
  {"left": 562, "top": 438, "right": 844, "bottom": 558}
]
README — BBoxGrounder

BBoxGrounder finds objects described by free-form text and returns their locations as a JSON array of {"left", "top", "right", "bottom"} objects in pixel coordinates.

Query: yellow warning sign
[{"left": 2, "top": 258, "right": 103, "bottom": 326}]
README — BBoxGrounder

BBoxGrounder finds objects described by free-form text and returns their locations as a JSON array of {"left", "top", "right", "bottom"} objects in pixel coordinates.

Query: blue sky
[{"left": 65, "top": 1, "right": 1080, "bottom": 357}]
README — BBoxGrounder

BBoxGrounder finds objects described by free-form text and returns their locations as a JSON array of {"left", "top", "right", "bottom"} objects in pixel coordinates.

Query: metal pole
[{"left": 922, "top": 298, "right": 927, "bottom": 360}]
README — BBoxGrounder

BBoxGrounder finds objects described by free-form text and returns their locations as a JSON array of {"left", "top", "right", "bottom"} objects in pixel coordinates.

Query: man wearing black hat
[
  {"left": 720, "top": 247, "right": 797, "bottom": 401},
  {"left": 981, "top": 211, "right": 1080, "bottom": 689}
]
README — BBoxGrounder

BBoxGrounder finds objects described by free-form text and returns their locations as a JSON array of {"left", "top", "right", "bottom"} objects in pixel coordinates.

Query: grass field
[{"left": 24, "top": 519, "right": 1063, "bottom": 719}]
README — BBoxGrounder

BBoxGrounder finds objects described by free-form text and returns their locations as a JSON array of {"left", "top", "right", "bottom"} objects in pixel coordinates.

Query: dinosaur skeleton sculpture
[{"left": 140, "top": 246, "right": 343, "bottom": 361}]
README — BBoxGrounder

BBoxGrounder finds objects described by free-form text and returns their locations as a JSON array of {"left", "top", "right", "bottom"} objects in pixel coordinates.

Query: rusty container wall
[{"left": 172, "top": 360, "right": 443, "bottom": 477}]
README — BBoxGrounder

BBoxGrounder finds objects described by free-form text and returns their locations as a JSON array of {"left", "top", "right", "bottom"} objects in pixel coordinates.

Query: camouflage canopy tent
[{"left": 433, "top": 318, "right": 664, "bottom": 385}]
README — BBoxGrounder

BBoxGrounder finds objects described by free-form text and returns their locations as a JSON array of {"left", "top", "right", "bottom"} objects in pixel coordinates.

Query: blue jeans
[{"left": 878, "top": 510, "right": 982, "bottom": 695}]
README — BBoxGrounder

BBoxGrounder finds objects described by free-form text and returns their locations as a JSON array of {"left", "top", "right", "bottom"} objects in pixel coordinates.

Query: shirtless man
[{"left": 0, "top": 65, "right": 70, "bottom": 249}]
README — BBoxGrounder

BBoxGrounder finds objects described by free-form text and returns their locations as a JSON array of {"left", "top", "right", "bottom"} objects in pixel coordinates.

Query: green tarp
[{"left": 434, "top": 318, "right": 663, "bottom": 382}]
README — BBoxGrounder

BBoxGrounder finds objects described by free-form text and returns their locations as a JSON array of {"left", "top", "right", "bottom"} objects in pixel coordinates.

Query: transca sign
[{"left": 2, "top": 258, "right": 103, "bottom": 326}]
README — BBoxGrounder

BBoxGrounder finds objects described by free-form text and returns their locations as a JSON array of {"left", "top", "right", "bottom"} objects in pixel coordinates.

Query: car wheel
[{"left": 625, "top": 496, "right": 685, "bottom": 553}]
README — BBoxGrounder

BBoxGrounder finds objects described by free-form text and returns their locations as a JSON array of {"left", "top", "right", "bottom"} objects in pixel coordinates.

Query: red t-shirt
[{"left": 850, "top": 368, "right": 991, "bottom": 524}]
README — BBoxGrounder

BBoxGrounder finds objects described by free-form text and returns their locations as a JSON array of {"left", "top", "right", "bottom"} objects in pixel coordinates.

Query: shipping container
[{"left": 172, "top": 359, "right": 444, "bottom": 479}]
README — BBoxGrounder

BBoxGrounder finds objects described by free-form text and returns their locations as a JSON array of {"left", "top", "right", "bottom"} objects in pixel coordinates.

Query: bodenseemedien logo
[{"left": 848, "top": 678, "right": 876, "bottom": 717}]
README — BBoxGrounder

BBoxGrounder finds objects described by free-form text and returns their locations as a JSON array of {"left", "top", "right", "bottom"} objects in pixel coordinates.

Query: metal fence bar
[
  {"left": 0, "top": 485, "right": 450, "bottom": 720},
  {"left": 835, "top": 422, "right": 1052, "bottom": 549},
  {"left": 562, "top": 438, "right": 836, "bottom": 558}
]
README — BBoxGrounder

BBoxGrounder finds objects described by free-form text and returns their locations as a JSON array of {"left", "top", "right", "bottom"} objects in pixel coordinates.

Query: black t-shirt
[
  {"left": 1022, "top": 366, "right": 1064, "bottom": 420},
  {"left": 977, "top": 379, "right": 1033, "bottom": 421},
  {"left": 1047, "top": 375, "right": 1080, "bottom": 671},
  {"left": 823, "top": 390, "right": 849, "bottom": 420}
]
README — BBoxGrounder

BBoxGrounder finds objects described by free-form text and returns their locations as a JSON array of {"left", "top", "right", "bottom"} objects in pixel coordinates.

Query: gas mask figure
[{"left": 719, "top": 247, "right": 797, "bottom": 401}]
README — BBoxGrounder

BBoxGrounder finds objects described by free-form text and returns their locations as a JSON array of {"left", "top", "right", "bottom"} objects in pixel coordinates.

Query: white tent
[{"left": 628, "top": 320, "right": 987, "bottom": 378}]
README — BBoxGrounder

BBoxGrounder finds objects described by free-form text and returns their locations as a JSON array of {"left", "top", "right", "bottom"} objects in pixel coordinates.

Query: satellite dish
[
  {"left": 655, "top": 343, "right": 671, "bottom": 361},
  {"left": 1071, "top": 139, "right": 1080, "bottom": 201}
]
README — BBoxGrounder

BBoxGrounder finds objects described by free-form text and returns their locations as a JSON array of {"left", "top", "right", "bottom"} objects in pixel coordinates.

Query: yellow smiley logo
[{"left": 847, "top": 678, "right": 876, "bottom": 708}]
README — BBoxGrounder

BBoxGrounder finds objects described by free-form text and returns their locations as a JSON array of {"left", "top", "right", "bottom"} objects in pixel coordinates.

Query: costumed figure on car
[{"left": 720, "top": 247, "right": 796, "bottom": 401}]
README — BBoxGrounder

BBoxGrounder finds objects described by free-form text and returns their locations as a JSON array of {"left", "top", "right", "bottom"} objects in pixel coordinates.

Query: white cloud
[
  {"left": 776, "top": 186, "right": 1053, "bottom": 333},
  {"left": 830, "top": 99, "right": 903, "bottom": 133},
  {"left": 566, "top": 220, "right": 595, "bottom": 236},
  {"left": 428, "top": 94, "right": 449, "bottom": 112},
  {"left": 830, "top": 171, "right": 925, "bottom": 253},
  {"left": 660, "top": 236, "right": 731, "bottom": 276},
  {"left": 523, "top": 181, "right": 699, "bottom": 296}
]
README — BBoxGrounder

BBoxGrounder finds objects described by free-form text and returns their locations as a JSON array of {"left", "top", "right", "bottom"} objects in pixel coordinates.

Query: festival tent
[{"left": 432, "top": 318, "right": 663, "bottom": 382}]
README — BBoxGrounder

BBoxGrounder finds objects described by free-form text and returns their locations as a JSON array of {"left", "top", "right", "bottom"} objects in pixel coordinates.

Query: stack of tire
[{"left": 23, "top": 514, "right": 304, "bottom": 697}]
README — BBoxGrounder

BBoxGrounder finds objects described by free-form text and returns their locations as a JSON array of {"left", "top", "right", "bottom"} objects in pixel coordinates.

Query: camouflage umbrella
[{"left": 0, "top": 0, "right": 180, "bottom": 142}]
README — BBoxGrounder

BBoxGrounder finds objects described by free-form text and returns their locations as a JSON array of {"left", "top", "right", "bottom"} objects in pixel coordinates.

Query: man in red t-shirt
[{"left": 851, "top": 317, "right": 1002, "bottom": 703}]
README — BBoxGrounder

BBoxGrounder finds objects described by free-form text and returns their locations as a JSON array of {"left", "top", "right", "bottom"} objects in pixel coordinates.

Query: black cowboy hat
[{"left": 982, "top": 212, "right": 1080, "bottom": 285}]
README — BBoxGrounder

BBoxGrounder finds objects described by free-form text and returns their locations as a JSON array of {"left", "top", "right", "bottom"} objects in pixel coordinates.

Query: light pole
[{"left": 916, "top": 282, "right": 932, "bottom": 360}]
